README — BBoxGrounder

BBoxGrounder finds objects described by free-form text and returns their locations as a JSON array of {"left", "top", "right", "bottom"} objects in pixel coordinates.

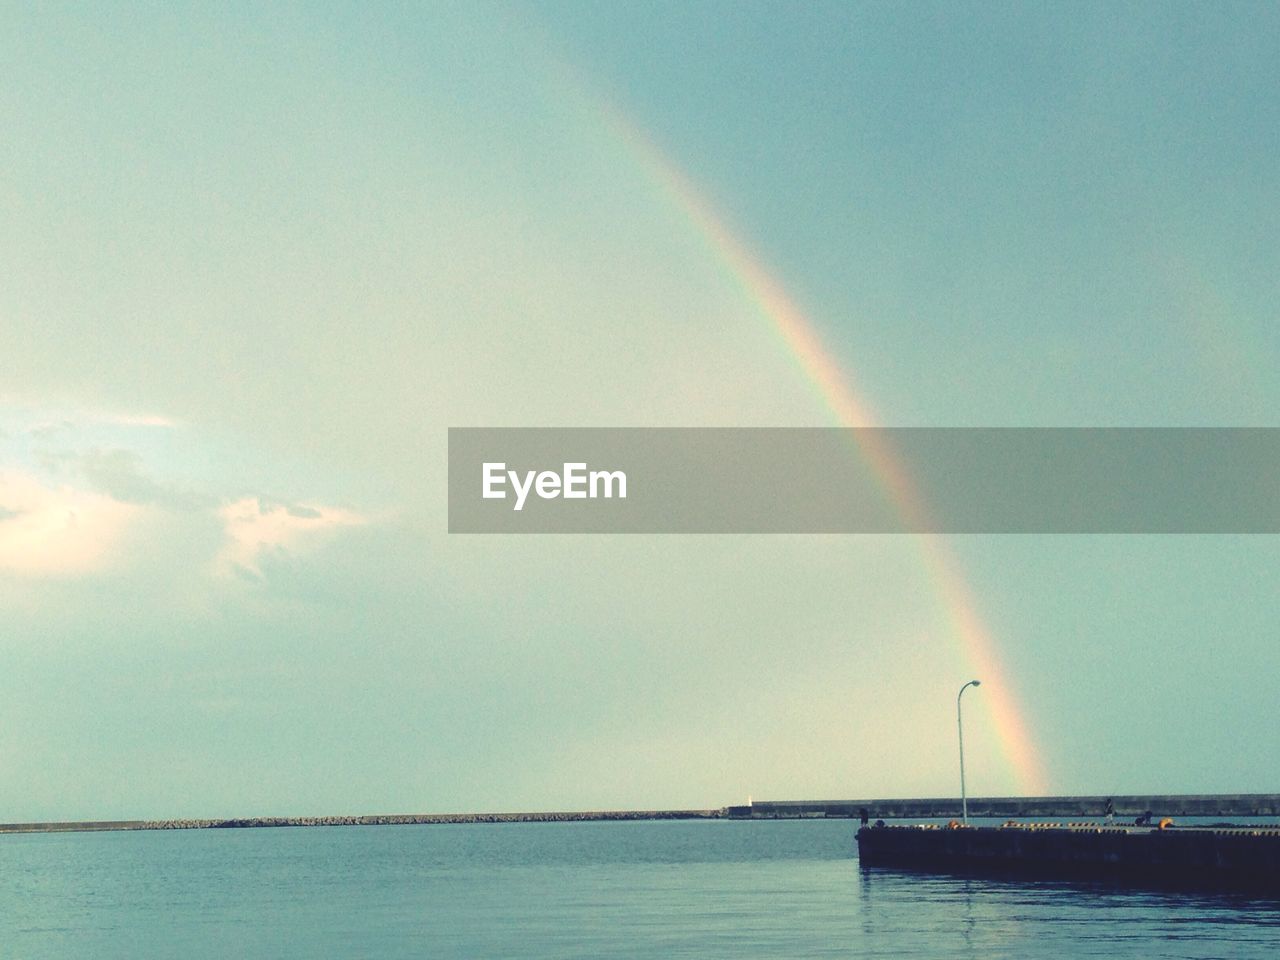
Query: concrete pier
[
  {"left": 727, "top": 794, "right": 1280, "bottom": 820},
  {"left": 856, "top": 821, "right": 1280, "bottom": 892}
]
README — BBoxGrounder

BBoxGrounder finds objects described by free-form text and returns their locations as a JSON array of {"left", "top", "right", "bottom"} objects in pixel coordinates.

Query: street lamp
[{"left": 957, "top": 679, "right": 981, "bottom": 824}]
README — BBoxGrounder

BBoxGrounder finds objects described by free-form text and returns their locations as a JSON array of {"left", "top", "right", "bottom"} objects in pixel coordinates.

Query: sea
[{"left": 2, "top": 818, "right": 1279, "bottom": 958}]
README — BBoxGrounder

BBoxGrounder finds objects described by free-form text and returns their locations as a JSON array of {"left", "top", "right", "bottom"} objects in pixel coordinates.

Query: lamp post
[{"left": 957, "top": 679, "right": 981, "bottom": 824}]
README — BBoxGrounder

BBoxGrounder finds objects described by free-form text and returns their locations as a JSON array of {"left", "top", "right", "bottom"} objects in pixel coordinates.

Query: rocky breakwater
[
  {"left": 1, "top": 809, "right": 727, "bottom": 834},
  {"left": 209, "top": 809, "right": 726, "bottom": 828}
]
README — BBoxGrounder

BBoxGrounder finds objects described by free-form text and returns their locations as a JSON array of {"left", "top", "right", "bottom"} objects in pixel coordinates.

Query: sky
[{"left": 1, "top": 2, "right": 1277, "bottom": 821}]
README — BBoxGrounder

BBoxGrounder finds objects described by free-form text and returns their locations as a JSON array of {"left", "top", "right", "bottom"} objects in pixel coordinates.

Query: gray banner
[{"left": 447, "top": 428, "right": 1280, "bottom": 533}]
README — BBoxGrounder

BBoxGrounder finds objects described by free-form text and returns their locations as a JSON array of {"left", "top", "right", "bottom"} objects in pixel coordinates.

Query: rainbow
[{"left": 570, "top": 83, "right": 1051, "bottom": 796}]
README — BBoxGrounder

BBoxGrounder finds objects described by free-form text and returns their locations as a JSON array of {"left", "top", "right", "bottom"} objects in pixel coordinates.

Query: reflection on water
[
  {"left": 0, "top": 819, "right": 1277, "bottom": 959},
  {"left": 857, "top": 863, "right": 1280, "bottom": 958}
]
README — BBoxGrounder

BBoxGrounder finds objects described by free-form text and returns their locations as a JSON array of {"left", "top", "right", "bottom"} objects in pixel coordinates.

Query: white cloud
[
  {"left": 216, "top": 497, "right": 367, "bottom": 578},
  {"left": 0, "top": 470, "right": 143, "bottom": 577}
]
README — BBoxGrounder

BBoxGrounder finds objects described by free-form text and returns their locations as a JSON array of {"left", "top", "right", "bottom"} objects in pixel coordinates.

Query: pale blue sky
[{"left": 1, "top": 2, "right": 1277, "bottom": 819}]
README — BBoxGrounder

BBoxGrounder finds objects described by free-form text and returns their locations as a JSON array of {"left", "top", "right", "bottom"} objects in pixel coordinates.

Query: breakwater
[
  {"left": 0, "top": 809, "right": 724, "bottom": 835},
  {"left": 728, "top": 794, "right": 1280, "bottom": 820},
  {"left": 856, "top": 822, "right": 1280, "bottom": 892},
  {"left": 5, "top": 795, "right": 1280, "bottom": 836}
]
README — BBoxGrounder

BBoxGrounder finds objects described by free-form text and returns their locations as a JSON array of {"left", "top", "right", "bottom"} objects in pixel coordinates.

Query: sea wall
[
  {"left": 0, "top": 809, "right": 724, "bottom": 835},
  {"left": 856, "top": 823, "right": 1280, "bottom": 891},
  {"left": 6, "top": 795, "right": 1280, "bottom": 836},
  {"left": 728, "top": 794, "right": 1280, "bottom": 820}
]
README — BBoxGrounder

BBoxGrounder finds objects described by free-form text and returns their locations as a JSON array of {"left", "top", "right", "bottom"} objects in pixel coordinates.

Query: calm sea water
[{"left": 2, "top": 819, "right": 1279, "bottom": 958}]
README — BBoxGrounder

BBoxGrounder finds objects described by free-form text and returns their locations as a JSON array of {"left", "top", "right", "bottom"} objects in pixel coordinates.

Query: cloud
[
  {"left": 216, "top": 497, "right": 367, "bottom": 579},
  {"left": 0, "top": 470, "right": 143, "bottom": 577},
  {"left": 77, "top": 449, "right": 170, "bottom": 505},
  {"left": 89, "top": 412, "right": 180, "bottom": 428},
  {"left": 0, "top": 467, "right": 370, "bottom": 585},
  {"left": 2, "top": 402, "right": 379, "bottom": 588},
  {"left": 76, "top": 448, "right": 206, "bottom": 511},
  {"left": 28, "top": 420, "right": 75, "bottom": 440}
]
